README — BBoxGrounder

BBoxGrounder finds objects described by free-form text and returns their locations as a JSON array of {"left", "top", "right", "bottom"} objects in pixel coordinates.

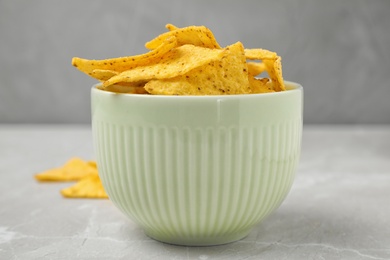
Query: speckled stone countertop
[{"left": 1, "top": 125, "right": 389, "bottom": 259}]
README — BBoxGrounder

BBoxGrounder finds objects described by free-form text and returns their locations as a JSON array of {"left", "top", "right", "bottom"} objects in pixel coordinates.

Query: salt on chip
[
  {"left": 35, "top": 158, "right": 97, "bottom": 182},
  {"left": 61, "top": 174, "right": 108, "bottom": 199},
  {"left": 103, "top": 44, "right": 225, "bottom": 88},
  {"left": 72, "top": 36, "right": 177, "bottom": 78},
  {"left": 144, "top": 42, "right": 251, "bottom": 95},
  {"left": 145, "top": 24, "right": 221, "bottom": 50}
]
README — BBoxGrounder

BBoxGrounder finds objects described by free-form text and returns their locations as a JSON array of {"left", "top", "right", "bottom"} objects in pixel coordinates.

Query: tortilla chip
[
  {"left": 35, "top": 158, "right": 97, "bottom": 182},
  {"left": 144, "top": 42, "right": 251, "bottom": 95},
  {"left": 247, "top": 62, "right": 266, "bottom": 77},
  {"left": 244, "top": 48, "right": 285, "bottom": 91},
  {"left": 96, "top": 83, "right": 148, "bottom": 94},
  {"left": 145, "top": 24, "right": 221, "bottom": 50},
  {"left": 264, "top": 56, "right": 285, "bottom": 91},
  {"left": 72, "top": 36, "right": 177, "bottom": 77},
  {"left": 60, "top": 174, "right": 108, "bottom": 199},
  {"left": 165, "top": 23, "right": 178, "bottom": 31},
  {"left": 249, "top": 76, "right": 275, "bottom": 93},
  {"left": 90, "top": 69, "right": 118, "bottom": 81},
  {"left": 103, "top": 44, "right": 225, "bottom": 88},
  {"left": 244, "top": 48, "right": 278, "bottom": 60}
]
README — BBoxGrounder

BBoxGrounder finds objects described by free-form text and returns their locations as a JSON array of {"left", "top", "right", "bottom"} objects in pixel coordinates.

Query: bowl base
[{"left": 144, "top": 228, "right": 251, "bottom": 247}]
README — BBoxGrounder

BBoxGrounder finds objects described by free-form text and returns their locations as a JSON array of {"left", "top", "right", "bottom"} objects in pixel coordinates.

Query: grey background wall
[{"left": 0, "top": 0, "right": 389, "bottom": 124}]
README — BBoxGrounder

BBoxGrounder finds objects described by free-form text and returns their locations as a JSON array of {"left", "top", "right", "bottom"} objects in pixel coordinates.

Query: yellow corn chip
[
  {"left": 248, "top": 76, "right": 275, "bottom": 93},
  {"left": 247, "top": 62, "right": 266, "bottom": 77},
  {"left": 165, "top": 23, "right": 178, "bottom": 31},
  {"left": 72, "top": 36, "right": 177, "bottom": 77},
  {"left": 244, "top": 48, "right": 284, "bottom": 91},
  {"left": 145, "top": 24, "right": 221, "bottom": 50},
  {"left": 103, "top": 44, "right": 225, "bottom": 88},
  {"left": 97, "top": 83, "right": 148, "bottom": 94},
  {"left": 244, "top": 48, "right": 278, "bottom": 60},
  {"left": 144, "top": 42, "right": 251, "bottom": 95},
  {"left": 90, "top": 69, "right": 118, "bottom": 81},
  {"left": 264, "top": 56, "right": 285, "bottom": 91},
  {"left": 60, "top": 174, "right": 108, "bottom": 199},
  {"left": 97, "top": 83, "right": 150, "bottom": 94},
  {"left": 35, "top": 158, "right": 97, "bottom": 182},
  {"left": 91, "top": 70, "right": 149, "bottom": 92},
  {"left": 87, "top": 161, "right": 97, "bottom": 168}
]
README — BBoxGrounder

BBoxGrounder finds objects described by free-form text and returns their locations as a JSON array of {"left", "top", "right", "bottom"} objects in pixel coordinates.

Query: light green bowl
[{"left": 91, "top": 82, "right": 303, "bottom": 246}]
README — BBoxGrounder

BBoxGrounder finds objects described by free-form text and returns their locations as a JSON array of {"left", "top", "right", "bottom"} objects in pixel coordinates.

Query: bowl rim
[{"left": 91, "top": 80, "right": 302, "bottom": 100}]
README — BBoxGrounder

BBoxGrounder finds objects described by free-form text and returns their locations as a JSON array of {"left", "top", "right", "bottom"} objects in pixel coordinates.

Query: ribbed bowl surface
[{"left": 92, "top": 82, "right": 303, "bottom": 246}]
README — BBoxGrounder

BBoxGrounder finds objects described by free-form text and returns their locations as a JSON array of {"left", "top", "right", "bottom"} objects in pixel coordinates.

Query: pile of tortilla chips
[
  {"left": 72, "top": 24, "right": 285, "bottom": 95},
  {"left": 35, "top": 158, "right": 107, "bottom": 199}
]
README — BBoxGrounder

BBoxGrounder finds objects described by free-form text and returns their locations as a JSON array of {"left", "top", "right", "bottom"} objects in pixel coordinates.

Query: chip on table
[
  {"left": 35, "top": 158, "right": 108, "bottom": 199},
  {"left": 61, "top": 174, "right": 108, "bottom": 199},
  {"left": 35, "top": 157, "right": 97, "bottom": 182}
]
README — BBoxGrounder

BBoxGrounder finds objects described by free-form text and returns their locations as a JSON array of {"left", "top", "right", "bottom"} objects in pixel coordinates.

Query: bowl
[{"left": 91, "top": 81, "right": 303, "bottom": 246}]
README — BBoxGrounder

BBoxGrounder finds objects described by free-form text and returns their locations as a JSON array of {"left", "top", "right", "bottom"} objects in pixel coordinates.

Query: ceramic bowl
[{"left": 91, "top": 81, "right": 303, "bottom": 246}]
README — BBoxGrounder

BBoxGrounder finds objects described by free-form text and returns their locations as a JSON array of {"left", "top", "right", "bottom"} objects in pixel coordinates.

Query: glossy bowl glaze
[{"left": 91, "top": 81, "right": 303, "bottom": 246}]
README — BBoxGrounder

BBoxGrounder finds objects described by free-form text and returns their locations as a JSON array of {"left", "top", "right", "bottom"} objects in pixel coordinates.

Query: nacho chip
[
  {"left": 244, "top": 48, "right": 285, "bottom": 91},
  {"left": 247, "top": 62, "right": 266, "bottom": 77},
  {"left": 35, "top": 158, "right": 97, "bottom": 182},
  {"left": 244, "top": 48, "right": 278, "bottom": 60},
  {"left": 248, "top": 76, "right": 275, "bottom": 93},
  {"left": 144, "top": 42, "right": 251, "bottom": 95},
  {"left": 87, "top": 161, "right": 97, "bottom": 168},
  {"left": 72, "top": 36, "right": 177, "bottom": 77},
  {"left": 165, "top": 23, "right": 178, "bottom": 31},
  {"left": 90, "top": 70, "right": 149, "bottom": 92},
  {"left": 264, "top": 56, "right": 285, "bottom": 91},
  {"left": 90, "top": 69, "right": 118, "bottom": 81},
  {"left": 61, "top": 174, "right": 108, "bottom": 199},
  {"left": 145, "top": 25, "right": 221, "bottom": 50},
  {"left": 97, "top": 83, "right": 148, "bottom": 94},
  {"left": 103, "top": 44, "right": 225, "bottom": 88}
]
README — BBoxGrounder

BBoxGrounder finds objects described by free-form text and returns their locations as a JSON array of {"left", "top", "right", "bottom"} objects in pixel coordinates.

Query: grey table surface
[{"left": 0, "top": 124, "right": 389, "bottom": 260}]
